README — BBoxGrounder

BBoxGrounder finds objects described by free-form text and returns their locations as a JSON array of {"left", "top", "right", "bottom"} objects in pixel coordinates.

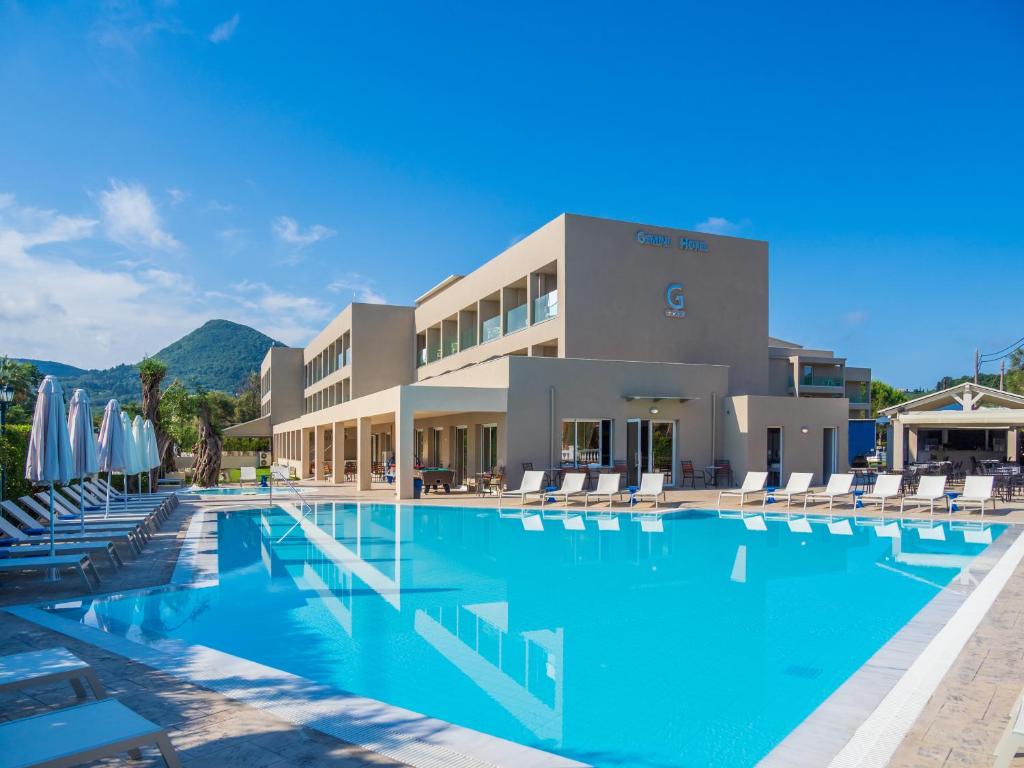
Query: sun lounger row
[
  {"left": 717, "top": 471, "right": 996, "bottom": 519},
  {"left": 498, "top": 471, "right": 668, "bottom": 509},
  {"left": 0, "top": 646, "right": 182, "bottom": 767}
]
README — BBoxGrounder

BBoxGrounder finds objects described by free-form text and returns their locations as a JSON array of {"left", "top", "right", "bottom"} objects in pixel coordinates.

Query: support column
[
  {"left": 891, "top": 421, "right": 905, "bottom": 470},
  {"left": 907, "top": 426, "right": 919, "bottom": 464},
  {"left": 1008, "top": 428, "right": 1019, "bottom": 463},
  {"left": 395, "top": 402, "right": 415, "bottom": 500},
  {"left": 313, "top": 426, "right": 323, "bottom": 481},
  {"left": 332, "top": 422, "right": 343, "bottom": 484},
  {"left": 357, "top": 417, "right": 372, "bottom": 491},
  {"left": 299, "top": 428, "right": 311, "bottom": 479}
]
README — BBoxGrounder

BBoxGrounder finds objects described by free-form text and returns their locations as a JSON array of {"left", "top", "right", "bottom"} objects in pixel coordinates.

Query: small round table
[
  {"left": 765, "top": 486, "right": 777, "bottom": 504},
  {"left": 544, "top": 485, "right": 558, "bottom": 504},
  {"left": 626, "top": 485, "right": 639, "bottom": 505}
]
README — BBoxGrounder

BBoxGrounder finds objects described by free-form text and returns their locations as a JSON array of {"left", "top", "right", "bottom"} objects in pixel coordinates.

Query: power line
[{"left": 980, "top": 335, "right": 1024, "bottom": 362}]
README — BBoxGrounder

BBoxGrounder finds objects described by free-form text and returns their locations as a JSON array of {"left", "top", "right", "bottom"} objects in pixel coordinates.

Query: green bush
[{"left": 0, "top": 424, "right": 32, "bottom": 499}]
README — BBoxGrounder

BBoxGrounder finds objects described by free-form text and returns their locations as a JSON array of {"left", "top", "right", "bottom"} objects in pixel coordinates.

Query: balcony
[
  {"left": 533, "top": 290, "right": 558, "bottom": 323},
  {"left": 506, "top": 303, "right": 528, "bottom": 334},
  {"left": 443, "top": 340, "right": 458, "bottom": 358},
  {"left": 482, "top": 315, "right": 502, "bottom": 342},
  {"left": 801, "top": 375, "right": 843, "bottom": 387},
  {"left": 460, "top": 327, "right": 477, "bottom": 350}
]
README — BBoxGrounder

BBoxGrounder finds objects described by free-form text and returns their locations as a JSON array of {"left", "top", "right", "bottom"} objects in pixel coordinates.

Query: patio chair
[
  {"left": 27, "top": 495, "right": 152, "bottom": 541},
  {"left": 541, "top": 472, "right": 587, "bottom": 508},
  {"left": 0, "top": 699, "right": 182, "bottom": 768},
  {"left": 0, "top": 515, "right": 122, "bottom": 568},
  {"left": 899, "top": 475, "right": 948, "bottom": 519},
  {"left": 858, "top": 474, "right": 902, "bottom": 518},
  {"left": 957, "top": 475, "right": 995, "bottom": 518},
  {"left": 802, "top": 473, "right": 855, "bottom": 515},
  {"left": 679, "top": 460, "right": 703, "bottom": 489},
  {"left": 2, "top": 500, "right": 143, "bottom": 556},
  {"left": 0, "top": 647, "right": 107, "bottom": 701},
  {"left": 762, "top": 472, "right": 813, "bottom": 509},
  {"left": 717, "top": 471, "right": 768, "bottom": 511},
  {"left": 994, "top": 689, "right": 1024, "bottom": 768},
  {"left": 632, "top": 473, "right": 666, "bottom": 508},
  {"left": 585, "top": 473, "right": 622, "bottom": 507},
  {"left": 497, "top": 470, "right": 544, "bottom": 507},
  {"left": 239, "top": 466, "right": 258, "bottom": 485}
]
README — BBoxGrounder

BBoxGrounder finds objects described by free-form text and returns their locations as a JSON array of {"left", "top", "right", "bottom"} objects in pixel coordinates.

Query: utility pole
[
  {"left": 974, "top": 348, "right": 980, "bottom": 385},
  {"left": 1001, "top": 360, "right": 1006, "bottom": 391}
]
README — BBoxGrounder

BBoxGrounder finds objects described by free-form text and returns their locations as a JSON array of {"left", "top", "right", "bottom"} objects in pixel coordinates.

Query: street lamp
[{"left": 0, "top": 383, "right": 12, "bottom": 502}]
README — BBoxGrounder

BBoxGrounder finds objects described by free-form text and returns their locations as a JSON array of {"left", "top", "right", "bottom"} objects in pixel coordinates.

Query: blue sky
[{"left": 0, "top": 1, "right": 1021, "bottom": 387}]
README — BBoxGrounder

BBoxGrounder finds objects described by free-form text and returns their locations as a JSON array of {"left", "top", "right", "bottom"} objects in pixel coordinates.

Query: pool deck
[{"left": 2, "top": 484, "right": 1024, "bottom": 767}]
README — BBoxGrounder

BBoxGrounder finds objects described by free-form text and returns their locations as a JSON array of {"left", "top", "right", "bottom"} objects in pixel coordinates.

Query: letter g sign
[{"left": 665, "top": 282, "right": 685, "bottom": 311}]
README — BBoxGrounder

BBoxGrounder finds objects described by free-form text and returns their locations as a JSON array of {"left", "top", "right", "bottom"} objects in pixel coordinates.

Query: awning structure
[{"left": 223, "top": 415, "right": 272, "bottom": 438}]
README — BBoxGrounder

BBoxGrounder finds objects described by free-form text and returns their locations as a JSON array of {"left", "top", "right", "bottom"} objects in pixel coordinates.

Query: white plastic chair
[
  {"left": 717, "top": 471, "right": 767, "bottom": 512},
  {"left": 542, "top": 472, "right": 587, "bottom": 507},
  {"left": 957, "top": 475, "right": 995, "bottom": 518},
  {"left": 239, "top": 466, "right": 258, "bottom": 485},
  {"left": 900, "top": 475, "right": 947, "bottom": 519},
  {"left": 762, "top": 472, "right": 813, "bottom": 509},
  {"left": 803, "top": 473, "right": 855, "bottom": 515},
  {"left": 633, "top": 473, "right": 666, "bottom": 508},
  {"left": 858, "top": 474, "right": 902, "bottom": 518},
  {"left": 585, "top": 473, "right": 621, "bottom": 508},
  {"left": 498, "top": 470, "right": 545, "bottom": 508}
]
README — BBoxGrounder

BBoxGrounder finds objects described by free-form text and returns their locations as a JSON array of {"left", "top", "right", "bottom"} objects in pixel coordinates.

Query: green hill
[
  {"left": 51, "top": 320, "right": 283, "bottom": 404},
  {"left": 14, "top": 359, "right": 88, "bottom": 377}
]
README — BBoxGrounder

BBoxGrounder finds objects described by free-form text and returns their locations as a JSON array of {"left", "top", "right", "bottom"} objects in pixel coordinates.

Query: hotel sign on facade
[{"left": 635, "top": 230, "right": 709, "bottom": 252}]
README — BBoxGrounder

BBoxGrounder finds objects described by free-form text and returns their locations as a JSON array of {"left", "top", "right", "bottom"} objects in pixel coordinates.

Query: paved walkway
[{"left": 0, "top": 501, "right": 404, "bottom": 768}]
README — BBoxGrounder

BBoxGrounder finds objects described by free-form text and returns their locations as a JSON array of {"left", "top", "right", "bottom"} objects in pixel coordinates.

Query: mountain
[
  {"left": 15, "top": 359, "right": 88, "bottom": 377},
  {"left": 35, "top": 320, "right": 283, "bottom": 404}
]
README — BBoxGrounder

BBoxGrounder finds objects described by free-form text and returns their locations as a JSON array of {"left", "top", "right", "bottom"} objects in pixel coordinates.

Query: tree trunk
[
  {"left": 139, "top": 366, "right": 175, "bottom": 480},
  {"left": 191, "top": 403, "right": 222, "bottom": 487}
]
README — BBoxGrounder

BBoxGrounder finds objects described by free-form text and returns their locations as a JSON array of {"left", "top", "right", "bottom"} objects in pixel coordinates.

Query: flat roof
[{"left": 415, "top": 274, "right": 464, "bottom": 306}]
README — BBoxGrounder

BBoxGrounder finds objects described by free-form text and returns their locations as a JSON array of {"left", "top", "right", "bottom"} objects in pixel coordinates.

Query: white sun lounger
[
  {"left": 632, "top": 473, "right": 666, "bottom": 508},
  {"left": 239, "top": 466, "right": 258, "bottom": 485},
  {"left": 803, "top": 473, "right": 855, "bottom": 515},
  {"left": 2, "top": 501, "right": 143, "bottom": 556},
  {"left": 958, "top": 475, "right": 995, "bottom": 518},
  {"left": 900, "top": 475, "right": 948, "bottom": 519},
  {"left": 498, "top": 470, "right": 545, "bottom": 508},
  {"left": 0, "top": 516, "right": 121, "bottom": 569},
  {"left": 0, "top": 698, "right": 182, "bottom": 768},
  {"left": 584, "top": 473, "right": 622, "bottom": 508},
  {"left": 858, "top": 473, "right": 902, "bottom": 518},
  {"left": 717, "top": 471, "right": 768, "bottom": 511},
  {"left": 541, "top": 472, "right": 586, "bottom": 508},
  {"left": 56, "top": 489, "right": 161, "bottom": 529},
  {"left": 0, "top": 647, "right": 107, "bottom": 701},
  {"left": 23, "top": 496, "right": 150, "bottom": 541},
  {"left": 762, "top": 472, "right": 813, "bottom": 509},
  {"left": 994, "top": 690, "right": 1024, "bottom": 768},
  {"left": 0, "top": 553, "right": 100, "bottom": 591}
]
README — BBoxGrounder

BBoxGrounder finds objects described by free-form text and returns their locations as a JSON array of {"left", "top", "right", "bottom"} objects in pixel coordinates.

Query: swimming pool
[
  {"left": 188, "top": 486, "right": 300, "bottom": 496},
  {"left": 40, "top": 504, "right": 1006, "bottom": 766}
]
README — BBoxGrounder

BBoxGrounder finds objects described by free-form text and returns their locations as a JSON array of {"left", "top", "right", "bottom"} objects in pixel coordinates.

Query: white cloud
[
  {"left": 328, "top": 274, "right": 387, "bottom": 304},
  {"left": 167, "top": 187, "right": 188, "bottom": 205},
  {"left": 694, "top": 216, "right": 744, "bottom": 235},
  {"left": 205, "top": 199, "right": 234, "bottom": 213},
  {"left": 0, "top": 193, "right": 327, "bottom": 367},
  {"left": 97, "top": 179, "right": 181, "bottom": 251},
  {"left": 209, "top": 13, "right": 240, "bottom": 43},
  {"left": 844, "top": 310, "right": 868, "bottom": 327},
  {"left": 272, "top": 215, "right": 336, "bottom": 247}
]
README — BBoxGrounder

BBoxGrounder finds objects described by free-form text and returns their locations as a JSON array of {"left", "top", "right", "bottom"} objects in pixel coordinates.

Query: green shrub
[{"left": 0, "top": 424, "right": 32, "bottom": 499}]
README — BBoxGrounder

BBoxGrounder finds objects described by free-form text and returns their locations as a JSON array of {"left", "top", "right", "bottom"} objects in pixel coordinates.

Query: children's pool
[{"left": 43, "top": 504, "right": 1006, "bottom": 767}]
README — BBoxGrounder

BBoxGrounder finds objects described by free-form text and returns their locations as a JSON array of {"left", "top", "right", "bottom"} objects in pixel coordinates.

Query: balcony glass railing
[
  {"left": 801, "top": 375, "right": 844, "bottom": 387},
  {"left": 337, "top": 348, "right": 351, "bottom": 368},
  {"left": 506, "top": 303, "right": 528, "bottom": 333},
  {"left": 533, "top": 290, "right": 558, "bottom": 323},
  {"left": 443, "top": 340, "right": 458, "bottom": 357},
  {"left": 482, "top": 315, "right": 502, "bottom": 342},
  {"left": 460, "top": 328, "right": 477, "bottom": 350}
]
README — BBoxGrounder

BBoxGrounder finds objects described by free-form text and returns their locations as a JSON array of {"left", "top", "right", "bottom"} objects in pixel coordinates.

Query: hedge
[{"left": 0, "top": 424, "right": 32, "bottom": 500}]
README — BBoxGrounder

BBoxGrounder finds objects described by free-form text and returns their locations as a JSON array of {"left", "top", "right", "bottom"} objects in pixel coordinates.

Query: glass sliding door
[
  {"left": 767, "top": 427, "right": 783, "bottom": 486},
  {"left": 453, "top": 427, "right": 468, "bottom": 484},
  {"left": 481, "top": 424, "right": 498, "bottom": 473},
  {"left": 651, "top": 421, "right": 675, "bottom": 485},
  {"left": 626, "top": 420, "right": 675, "bottom": 485},
  {"left": 561, "top": 419, "right": 613, "bottom": 467}
]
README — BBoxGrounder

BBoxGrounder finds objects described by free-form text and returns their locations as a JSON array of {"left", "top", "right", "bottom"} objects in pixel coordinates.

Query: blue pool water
[
  {"left": 189, "top": 486, "right": 298, "bottom": 496},
  {"left": 47, "top": 505, "right": 1004, "bottom": 767}
]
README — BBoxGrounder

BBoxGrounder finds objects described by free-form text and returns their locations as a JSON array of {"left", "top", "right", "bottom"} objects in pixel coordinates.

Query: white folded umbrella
[
  {"left": 120, "top": 411, "right": 139, "bottom": 508},
  {"left": 132, "top": 415, "right": 147, "bottom": 497},
  {"left": 143, "top": 419, "right": 160, "bottom": 493},
  {"left": 67, "top": 389, "right": 99, "bottom": 534},
  {"left": 24, "top": 376, "right": 74, "bottom": 563},
  {"left": 96, "top": 399, "right": 127, "bottom": 517}
]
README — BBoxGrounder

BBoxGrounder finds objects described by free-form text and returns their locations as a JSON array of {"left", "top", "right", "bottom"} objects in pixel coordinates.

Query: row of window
[
  {"left": 303, "top": 378, "right": 352, "bottom": 414},
  {"left": 274, "top": 429, "right": 303, "bottom": 461},
  {"left": 305, "top": 333, "right": 352, "bottom": 387}
]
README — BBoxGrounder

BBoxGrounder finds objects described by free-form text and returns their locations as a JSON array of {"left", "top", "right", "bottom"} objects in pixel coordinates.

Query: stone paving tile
[
  {"left": 0, "top": 501, "right": 408, "bottom": 768},
  {"left": 890, "top": 531, "right": 1024, "bottom": 768}
]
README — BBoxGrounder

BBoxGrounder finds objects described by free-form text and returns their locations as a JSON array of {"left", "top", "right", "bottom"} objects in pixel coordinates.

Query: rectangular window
[
  {"left": 415, "top": 429, "right": 424, "bottom": 465},
  {"left": 561, "top": 419, "right": 613, "bottom": 466},
  {"left": 431, "top": 428, "right": 443, "bottom": 466},
  {"left": 481, "top": 424, "right": 498, "bottom": 472}
]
